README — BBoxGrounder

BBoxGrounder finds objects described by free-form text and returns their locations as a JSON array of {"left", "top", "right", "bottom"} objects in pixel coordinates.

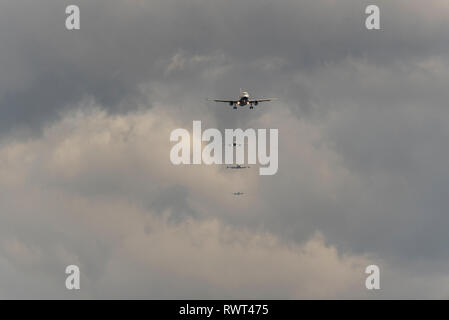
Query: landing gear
[
  {"left": 250, "top": 106, "right": 254, "bottom": 109},
  {"left": 233, "top": 106, "right": 237, "bottom": 110}
]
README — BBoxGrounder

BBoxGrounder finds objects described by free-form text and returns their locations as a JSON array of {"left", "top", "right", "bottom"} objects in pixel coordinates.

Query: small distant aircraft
[
  {"left": 233, "top": 192, "right": 245, "bottom": 196},
  {"left": 226, "top": 164, "right": 250, "bottom": 170},
  {"left": 228, "top": 140, "right": 247, "bottom": 147},
  {"left": 208, "top": 89, "right": 277, "bottom": 110}
]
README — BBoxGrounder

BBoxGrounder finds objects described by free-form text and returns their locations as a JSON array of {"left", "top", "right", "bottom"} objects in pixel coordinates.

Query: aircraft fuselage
[
  {"left": 237, "top": 96, "right": 249, "bottom": 106},
  {"left": 234, "top": 91, "right": 252, "bottom": 108}
]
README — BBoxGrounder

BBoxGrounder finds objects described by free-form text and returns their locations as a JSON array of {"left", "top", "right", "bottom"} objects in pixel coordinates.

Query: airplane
[
  {"left": 233, "top": 192, "right": 245, "bottom": 196},
  {"left": 208, "top": 89, "right": 277, "bottom": 110},
  {"left": 228, "top": 142, "right": 244, "bottom": 147},
  {"left": 228, "top": 139, "right": 247, "bottom": 147},
  {"left": 226, "top": 164, "right": 250, "bottom": 169}
]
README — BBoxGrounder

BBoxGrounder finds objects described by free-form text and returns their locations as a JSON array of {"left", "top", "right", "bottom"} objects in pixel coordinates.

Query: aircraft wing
[
  {"left": 249, "top": 98, "right": 278, "bottom": 103},
  {"left": 207, "top": 99, "right": 237, "bottom": 104}
]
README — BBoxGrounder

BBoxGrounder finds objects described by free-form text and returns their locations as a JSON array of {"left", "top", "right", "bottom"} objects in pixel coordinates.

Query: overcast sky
[{"left": 1, "top": 0, "right": 449, "bottom": 299}]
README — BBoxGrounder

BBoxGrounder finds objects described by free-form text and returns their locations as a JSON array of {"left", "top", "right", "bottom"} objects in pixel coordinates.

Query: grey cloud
[
  {"left": 1, "top": 0, "right": 449, "bottom": 298},
  {"left": 1, "top": 0, "right": 448, "bottom": 135}
]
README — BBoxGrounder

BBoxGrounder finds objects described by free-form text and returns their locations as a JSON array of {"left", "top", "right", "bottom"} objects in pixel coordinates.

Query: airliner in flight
[{"left": 208, "top": 89, "right": 277, "bottom": 110}]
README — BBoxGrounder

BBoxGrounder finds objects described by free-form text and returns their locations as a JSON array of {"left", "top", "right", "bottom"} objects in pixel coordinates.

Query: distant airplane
[
  {"left": 228, "top": 142, "right": 244, "bottom": 147},
  {"left": 228, "top": 139, "right": 247, "bottom": 147},
  {"left": 208, "top": 89, "right": 277, "bottom": 110},
  {"left": 226, "top": 164, "right": 250, "bottom": 170},
  {"left": 233, "top": 192, "right": 245, "bottom": 196}
]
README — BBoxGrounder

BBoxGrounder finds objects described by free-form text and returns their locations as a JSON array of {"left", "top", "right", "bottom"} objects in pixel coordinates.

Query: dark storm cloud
[{"left": 1, "top": 0, "right": 448, "bottom": 135}]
